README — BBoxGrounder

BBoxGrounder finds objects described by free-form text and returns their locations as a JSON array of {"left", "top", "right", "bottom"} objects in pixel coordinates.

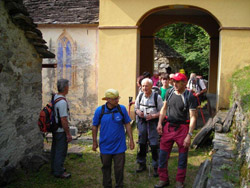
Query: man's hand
[
  {"left": 66, "top": 134, "right": 72, "bottom": 142},
  {"left": 183, "top": 134, "right": 191, "bottom": 148},
  {"left": 129, "top": 140, "right": 135, "bottom": 150},
  {"left": 136, "top": 110, "right": 144, "bottom": 118},
  {"left": 92, "top": 141, "right": 98, "bottom": 151},
  {"left": 146, "top": 114, "right": 154, "bottom": 121},
  {"left": 157, "top": 123, "right": 163, "bottom": 135}
]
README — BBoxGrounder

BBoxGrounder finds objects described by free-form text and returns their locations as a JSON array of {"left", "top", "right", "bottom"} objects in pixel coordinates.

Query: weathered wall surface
[
  {"left": 40, "top": 26, "right": 98, "bottom": 129},
  {"left": 0, "top": 1, "right": 44, "bottom": 184}
]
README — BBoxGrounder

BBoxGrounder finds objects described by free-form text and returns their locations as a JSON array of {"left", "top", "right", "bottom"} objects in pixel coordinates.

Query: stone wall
[
  {"left": 0, "top": 1, "right": 46, "bottom": 185},
  {"left": 231, "top": 90, "right": 250, "bottom": 187},
  {"left": 193, "top": 76, "right": 250, "bottom": 187}
]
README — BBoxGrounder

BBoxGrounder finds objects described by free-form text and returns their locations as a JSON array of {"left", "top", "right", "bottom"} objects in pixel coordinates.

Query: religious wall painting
[{"left": 57, "top": 30, "right": 77, "bottom": 87}]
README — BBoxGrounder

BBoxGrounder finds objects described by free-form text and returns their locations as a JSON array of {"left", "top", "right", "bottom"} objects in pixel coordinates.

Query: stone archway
[{"left": 138, "top": 5, "right": 220, "bottom": 94}]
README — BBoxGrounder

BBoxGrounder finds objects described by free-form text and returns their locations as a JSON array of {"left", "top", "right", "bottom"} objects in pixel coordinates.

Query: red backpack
[{"left": 38, "top": 94, "right": 66, "bottom": 133}]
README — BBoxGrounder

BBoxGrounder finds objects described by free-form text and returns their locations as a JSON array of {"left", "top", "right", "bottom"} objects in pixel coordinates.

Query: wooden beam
[{"left": 42, "top": 64, "right": 57, "bottom": 68}]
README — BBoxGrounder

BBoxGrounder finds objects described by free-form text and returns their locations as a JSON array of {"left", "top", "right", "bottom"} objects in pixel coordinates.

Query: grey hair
[
  {"left": 57, "top": 79, "right": 69, "bottom": 93},
  {"left": 141, "top": 78, "right": 153, "bottom": 86}
]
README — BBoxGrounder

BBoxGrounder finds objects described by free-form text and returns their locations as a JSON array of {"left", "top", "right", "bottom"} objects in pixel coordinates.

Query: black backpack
[{"left": 98, "top": 104, "right": 125, "bottom": 125}]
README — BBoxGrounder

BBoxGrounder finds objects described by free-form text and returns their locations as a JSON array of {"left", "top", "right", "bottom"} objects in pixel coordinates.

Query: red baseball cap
[{"left": 172, "top": 73, "right": 187, "bottom": 82}]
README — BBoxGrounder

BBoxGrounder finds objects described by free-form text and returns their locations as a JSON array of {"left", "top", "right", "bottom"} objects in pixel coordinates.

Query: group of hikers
[{"left": 50, "top": 68, "right": 208, "bottom": 188}]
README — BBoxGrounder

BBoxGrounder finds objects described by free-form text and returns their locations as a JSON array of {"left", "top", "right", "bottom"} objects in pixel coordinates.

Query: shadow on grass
[{"left": 7, "top": 141, "right": 211, "bottom": 188}]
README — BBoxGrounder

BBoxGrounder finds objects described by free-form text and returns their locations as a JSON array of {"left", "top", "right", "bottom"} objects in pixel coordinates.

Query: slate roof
[
  {"left": 155, "top": 38, "right": 184, "bottom": 59},
  {"left": 3, "top": 0, "right": 54, "bottom": 58},
  {"left": 23, "top": 0, "right": 99, "bottom": 24}
]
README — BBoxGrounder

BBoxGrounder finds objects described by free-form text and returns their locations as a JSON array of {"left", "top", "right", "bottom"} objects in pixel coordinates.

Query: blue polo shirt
[{"left": 92, "top": 103, "right": 131, "bottom": 154}]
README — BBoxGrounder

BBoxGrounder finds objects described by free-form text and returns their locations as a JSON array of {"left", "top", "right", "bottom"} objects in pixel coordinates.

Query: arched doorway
[
  {"left": 98, "top": 1, "right": 250, "bottom": 109},
  {"left": 138, "top": 5, "right": 220, "bottom": 94}
]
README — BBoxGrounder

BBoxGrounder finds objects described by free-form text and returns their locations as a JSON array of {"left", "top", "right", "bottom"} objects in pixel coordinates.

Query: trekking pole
[
  {"left": 128, "top": 96, "right": 133, "bottom": 118},
  {"left": 135, "top": 128, "right": 140, "bottom": 174},
  {"left": 196, "top": 95, "right": 206, "bottom": 125},
  {"left": 146, "top": 111, "right": 152, "bottom": 177}
]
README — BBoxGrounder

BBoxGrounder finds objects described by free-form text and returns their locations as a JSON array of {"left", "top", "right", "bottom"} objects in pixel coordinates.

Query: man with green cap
[{"left": 92, "top": 89, "right": 134, "bottom": 188}]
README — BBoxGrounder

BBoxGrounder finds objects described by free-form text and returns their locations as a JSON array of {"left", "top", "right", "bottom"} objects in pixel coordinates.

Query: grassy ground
[{"left": 7, "top": 129, "right": 211, "bottom": 188}]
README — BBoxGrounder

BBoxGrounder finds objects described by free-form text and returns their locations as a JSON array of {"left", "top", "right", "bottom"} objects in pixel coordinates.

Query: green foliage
[
  {"left": 156, "top": 23, "right": 210, "bottom": 79},
  {"left": 230, "top": 65, "right": 250, "bottom": 112}
]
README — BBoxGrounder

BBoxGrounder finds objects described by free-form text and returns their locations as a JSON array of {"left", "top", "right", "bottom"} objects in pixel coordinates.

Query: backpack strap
[
  {"left": 138, "top": 92, "right": 158, "bottom": 109},
  {"left": 166, "top": 87, "right": 175, "bottom": 103},
  {"left": 138, "top": 92, "right": 144, "bottom": 105},
  {"left": 154, "top": 92, "right": 158, "bottom": 110},
  {"left": 98, "top": 105, "right": 106, "bottom": 125},
  {"left": 98, "top": 104, "right": 125, "bottom": 125},
  {"left": 116, "top": 104, "right": 125, "bottom": 124},
  {"left": 196, "top": 78, "right": 203, "bottom": 91},
  {"left": 53, "top": 96, "right": 68, "bottom": 127},
  {"left": 183, "top": 89, "right": 191, "bottom": 111}
]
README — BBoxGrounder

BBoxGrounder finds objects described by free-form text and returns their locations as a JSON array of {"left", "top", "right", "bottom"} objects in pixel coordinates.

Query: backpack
[
  {"left": 196, "top": 78, "right": 207, "bottom": 102},
  {"left": 98, "top": 104, "right": 125, "bottom": 125},
  {"left": 38, "top": 94, "right": 66, "bottom": 133},
  {"left": 152, "top": 86, "right": 161, "bottom": 95}
]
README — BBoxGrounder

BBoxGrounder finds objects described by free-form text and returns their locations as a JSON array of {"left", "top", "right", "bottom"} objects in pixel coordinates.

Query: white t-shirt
[{"left": 54, "top": 94, "right": 68, "bottom": 132}]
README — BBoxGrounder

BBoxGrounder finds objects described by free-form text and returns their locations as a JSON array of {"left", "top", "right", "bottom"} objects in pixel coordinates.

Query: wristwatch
[{"left": 188, "top": 132, "right": 193, "bottom": 137}]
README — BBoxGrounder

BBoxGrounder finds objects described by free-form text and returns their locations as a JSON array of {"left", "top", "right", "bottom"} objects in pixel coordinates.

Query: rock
[
  {"left": 0, "top": 165, "right": 17, "bottom": 186},
  {"left": 191, "top": 118, "right": 214, "bottom": 149},
  {"left": 222, "top": 102, "right": 237, "bottom": 133},
  {"left": 192, "top": 159, "right": 211, "bottom": 188},
  {"left": 20, "top": 154, "right": 49, "bottom": 172},
  {"left": 214, "top": 123, "right": 223, "bottom": 132}
]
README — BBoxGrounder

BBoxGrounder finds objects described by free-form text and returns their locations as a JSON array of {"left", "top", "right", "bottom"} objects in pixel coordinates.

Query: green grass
[
  {"left": 7, "top": 131, "right": 211, "bottom": 188},
  {"left": 230, "top": 65, "right": 250, "bottom": 112}
]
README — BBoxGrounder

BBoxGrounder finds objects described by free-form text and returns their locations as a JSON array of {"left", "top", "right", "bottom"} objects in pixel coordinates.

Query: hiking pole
[
  {"left": 135, "top": 133, "right": 140, "bottom": 174},
  {"left": 128, "top": 96, "right": 133, "bottom": 117},
  {"left": 128, "top": 97, "right": 134, "bottom": 148},
  {"left": 146, "top": 111, "right": 152, "bottom": 177},
  {"left": 196, "top": 95, "right": 206, "bottom": 125}
]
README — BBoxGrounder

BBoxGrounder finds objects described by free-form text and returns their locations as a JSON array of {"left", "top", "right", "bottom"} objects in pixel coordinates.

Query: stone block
[{"left": 192, "top": 159, "right": 211, "bottom": 188}]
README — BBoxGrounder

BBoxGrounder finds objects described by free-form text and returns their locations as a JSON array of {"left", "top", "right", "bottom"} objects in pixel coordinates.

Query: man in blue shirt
[{"left": 92, "top": 89, "right": 134, "bottom": 188}]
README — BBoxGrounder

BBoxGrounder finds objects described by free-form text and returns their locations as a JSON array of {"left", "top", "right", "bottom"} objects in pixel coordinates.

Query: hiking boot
[
  {"left": 136, "top": 163, "right": 146, "bottom": 173},
  {"left": 175, "top": 181, "right": 184, "bottom": 188},
  {"left": 153, "top": 168, "right": 159, "bottom": 177},
  {"left": 154, "top": 180, "right": 170, "bottom": 188},
  {"left": 55, "top": 172, "right": 71, "bottom": 179}
]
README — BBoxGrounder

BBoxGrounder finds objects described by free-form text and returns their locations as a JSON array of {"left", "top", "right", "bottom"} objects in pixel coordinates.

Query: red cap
[{"left": 172, "top": 73, "right": 187, "bottom": 82}]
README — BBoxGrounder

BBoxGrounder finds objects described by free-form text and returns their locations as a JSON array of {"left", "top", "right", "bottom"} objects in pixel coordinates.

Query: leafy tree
[{"left": 156, "top": 23, "right": 210, "bottom": 79}]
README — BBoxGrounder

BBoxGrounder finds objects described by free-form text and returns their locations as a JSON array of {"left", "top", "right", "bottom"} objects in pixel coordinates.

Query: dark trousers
[
  {"left": 51, "top": 132, "right": 68, "bottom": 176},
  {"left": 100, "top": 152, "right": 125, "bottom": 188},
  {"left": 137, "top": 143, "right": 159, "bottom": 168}
]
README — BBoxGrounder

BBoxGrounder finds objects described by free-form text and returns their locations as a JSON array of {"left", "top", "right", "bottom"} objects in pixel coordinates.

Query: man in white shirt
[{"left": 187, "top": 73, "right": 207, "bottom": 104}]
